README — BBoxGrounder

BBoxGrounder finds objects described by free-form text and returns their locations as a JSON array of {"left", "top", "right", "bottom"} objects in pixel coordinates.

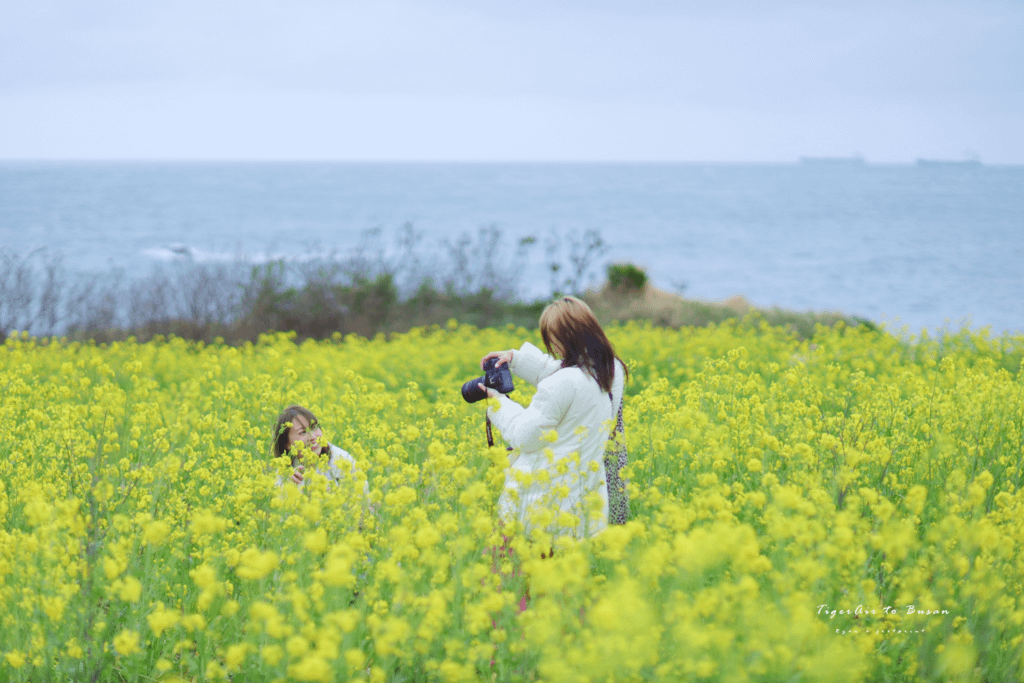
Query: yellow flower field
[{"left": 1, "top": 320, "right": 1022, "bottom": 682}]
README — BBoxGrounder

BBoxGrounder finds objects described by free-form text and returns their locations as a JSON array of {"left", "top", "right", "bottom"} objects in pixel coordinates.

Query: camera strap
[{"left": 486, "top": 415, "right": 495, "bottom": 447}]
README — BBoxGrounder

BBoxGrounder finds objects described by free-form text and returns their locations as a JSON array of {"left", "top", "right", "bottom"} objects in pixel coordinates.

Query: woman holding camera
[{"left": 478, "top": 296, "right": 628, "bottom": 540}]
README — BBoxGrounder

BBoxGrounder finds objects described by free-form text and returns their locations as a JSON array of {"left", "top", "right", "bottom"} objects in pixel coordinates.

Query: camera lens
[{"left": 461, "top": 376, "right": 487, "bottom": 403}]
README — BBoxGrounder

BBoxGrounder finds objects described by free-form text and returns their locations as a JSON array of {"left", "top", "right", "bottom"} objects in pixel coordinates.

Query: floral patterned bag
[{"left": 604, "top": 399, "right": 629, "bottom": 525}]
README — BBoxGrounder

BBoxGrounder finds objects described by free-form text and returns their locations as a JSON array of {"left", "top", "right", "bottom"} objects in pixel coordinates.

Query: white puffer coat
[{"left": 486, "top": 342, "right": 625, "bottom": 539}]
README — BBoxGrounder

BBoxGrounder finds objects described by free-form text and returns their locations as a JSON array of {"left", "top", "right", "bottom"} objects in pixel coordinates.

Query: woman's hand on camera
[
  {"left": 477, "top": 383, "right": 500, "bottom": 399},
  {"left": 481, "top": 350, "right": 513, "bottom": 370}
]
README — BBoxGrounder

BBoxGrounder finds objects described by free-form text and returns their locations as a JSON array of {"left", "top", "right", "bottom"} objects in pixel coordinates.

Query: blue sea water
[{"left": 1, "top": 161, "right": 1022, "bottom": 335}]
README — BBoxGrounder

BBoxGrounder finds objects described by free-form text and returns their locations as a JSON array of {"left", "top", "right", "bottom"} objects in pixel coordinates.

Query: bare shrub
[
  {"left": 443, "top": 224, "right": 535, "bottom": 300},
  {"left": 1, "top": 225, "right": 612, "bottom": 343},
  {"left": 0, "top": 248, "right": 70, "bottom": 337},
  {"left": 566, "top": 229, "right": 607, "bottom": 294},
  {"left": 63, "top": 268, "right": 124, "bottom": 337}
]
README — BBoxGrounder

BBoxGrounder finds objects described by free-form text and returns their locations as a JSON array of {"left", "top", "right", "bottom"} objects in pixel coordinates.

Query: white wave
[{"left": 141, "top": 244, "right": 313, "bottom": 265}]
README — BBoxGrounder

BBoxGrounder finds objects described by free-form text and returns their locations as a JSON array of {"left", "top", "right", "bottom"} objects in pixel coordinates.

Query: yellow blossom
[{"left": 112, "top": 629, "right": 141, "bottom": 656}]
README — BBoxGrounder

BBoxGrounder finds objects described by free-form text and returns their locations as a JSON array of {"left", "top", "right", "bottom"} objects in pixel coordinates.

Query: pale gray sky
[{"left": 1, "top": 0, "right": 1021, "bottom": 162}]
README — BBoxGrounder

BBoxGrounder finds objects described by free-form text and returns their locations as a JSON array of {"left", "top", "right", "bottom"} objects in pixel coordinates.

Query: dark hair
[
  {"left": 272, "top": 404, "right": 322, "bottom": 465},
  {"left": 539, "top": 296, "right": 628, "bottom": 394}
]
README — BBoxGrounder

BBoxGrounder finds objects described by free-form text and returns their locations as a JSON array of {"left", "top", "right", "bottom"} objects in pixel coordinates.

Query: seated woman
[
  {"left": 478, "top": 295, "right": 628, "bottom": 540},
  {"left": 271, "top": 404, "right": 361, "bottom": 490}
]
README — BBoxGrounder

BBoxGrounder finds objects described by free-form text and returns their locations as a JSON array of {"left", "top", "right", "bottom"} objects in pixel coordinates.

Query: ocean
[{"left": 1, "top": 161, "right": 1021, "bottom": 335}]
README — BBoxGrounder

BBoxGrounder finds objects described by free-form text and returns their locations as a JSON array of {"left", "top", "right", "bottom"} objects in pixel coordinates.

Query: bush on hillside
[{"left": 606, "top": 262, "right": 648, "bottom": 291}]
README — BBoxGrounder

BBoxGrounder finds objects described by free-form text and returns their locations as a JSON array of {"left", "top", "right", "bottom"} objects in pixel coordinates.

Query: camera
[{"left": 461, "top": 357, "right": 515, "bottom": 403}]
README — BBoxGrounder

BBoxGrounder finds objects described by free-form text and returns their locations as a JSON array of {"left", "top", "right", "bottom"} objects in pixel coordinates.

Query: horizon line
[{"left": 2, "top": 157, "right": 1021, "bottom": 166}]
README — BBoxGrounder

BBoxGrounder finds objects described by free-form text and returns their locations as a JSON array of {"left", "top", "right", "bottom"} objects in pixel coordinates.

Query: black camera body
[{"left": 462, "top": 357, "right": 515, "bottom": 403}]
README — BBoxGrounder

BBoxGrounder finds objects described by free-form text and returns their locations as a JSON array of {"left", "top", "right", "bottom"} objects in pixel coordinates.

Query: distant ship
[
  {"left": 916, "top": 158, "right": 983, "bottom": 167},
  {"left": 799, "top": 156, "right": 866, "bottom": 165}
]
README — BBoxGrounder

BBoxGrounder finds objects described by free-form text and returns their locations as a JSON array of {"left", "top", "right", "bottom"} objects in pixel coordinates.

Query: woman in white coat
[{"left": 478, "top": 296, "right": 628, "bottom": 540}]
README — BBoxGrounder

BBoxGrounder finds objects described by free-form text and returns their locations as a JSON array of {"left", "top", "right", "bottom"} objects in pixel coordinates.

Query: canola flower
[{"left": 0, "top": 320, "right": 1023, "bottom": 682}]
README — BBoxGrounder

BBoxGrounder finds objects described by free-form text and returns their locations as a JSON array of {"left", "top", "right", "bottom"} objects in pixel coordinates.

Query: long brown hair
[
  {"left": 271, "top": 404, "right": 322, "bottom": 465},
  {"left": 539, "top": 296, "right": 628, "bottom": 393}
]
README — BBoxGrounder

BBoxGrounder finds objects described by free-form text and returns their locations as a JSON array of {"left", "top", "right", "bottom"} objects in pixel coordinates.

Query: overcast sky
[{"left": 1, "top": 0, "right": 1021, "bottom": 162}]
